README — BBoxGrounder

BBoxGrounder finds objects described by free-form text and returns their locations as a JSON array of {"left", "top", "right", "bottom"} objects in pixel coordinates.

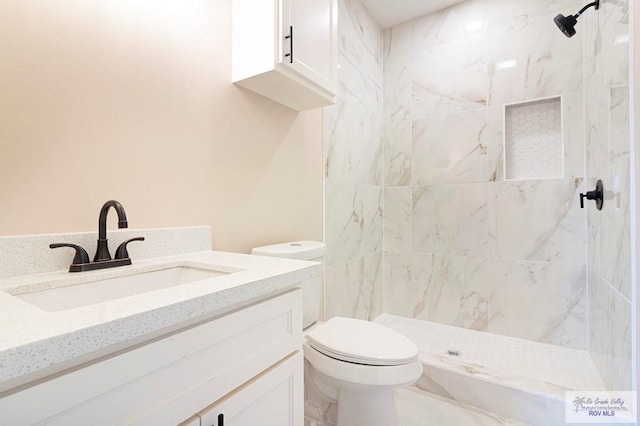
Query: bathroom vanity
[{"left": 0, "top": 246, "right": 320, "bottom": 425}]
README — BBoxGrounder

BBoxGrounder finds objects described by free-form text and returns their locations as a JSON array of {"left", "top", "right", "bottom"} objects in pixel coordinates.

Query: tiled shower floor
[{"left": 376, "top": 315, "right": 606, "bottom": 425}]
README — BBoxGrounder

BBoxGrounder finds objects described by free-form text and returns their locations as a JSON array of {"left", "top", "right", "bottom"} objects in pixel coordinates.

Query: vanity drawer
[{"left": 0, "top": 289, "right": 302, "bottom": 425}]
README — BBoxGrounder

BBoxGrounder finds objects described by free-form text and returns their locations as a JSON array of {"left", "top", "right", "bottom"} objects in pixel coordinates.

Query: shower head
[
  {"left": 554, "top": 0, "right": 600, "bottom": 38},
  {"left": 554, "top": 14, "right": 578, "bottom": 37}
]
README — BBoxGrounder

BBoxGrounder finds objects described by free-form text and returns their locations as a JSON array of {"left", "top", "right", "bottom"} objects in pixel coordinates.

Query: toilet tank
[{"left": 251, "top": 241, "right": 326, "bottom": 329}]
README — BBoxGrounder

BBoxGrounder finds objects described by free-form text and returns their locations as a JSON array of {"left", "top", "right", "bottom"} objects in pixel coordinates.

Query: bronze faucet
[{"left": 50, "top": 200, "right": 144, "bottom": 272}]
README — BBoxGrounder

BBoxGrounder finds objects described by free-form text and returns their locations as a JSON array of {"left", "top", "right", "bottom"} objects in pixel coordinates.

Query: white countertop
[{"left": 0, "top": 250, "right": 321, "bottom": 392}]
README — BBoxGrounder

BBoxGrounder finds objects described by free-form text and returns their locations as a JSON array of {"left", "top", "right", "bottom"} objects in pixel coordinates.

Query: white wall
[{"left": 0, "top": 0, "right": 323, "bottom": 253}]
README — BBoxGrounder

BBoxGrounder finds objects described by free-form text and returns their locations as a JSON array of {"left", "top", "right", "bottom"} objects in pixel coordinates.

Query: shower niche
[{"left": 504, "top": 96, "right": 563, "bottom": 180}]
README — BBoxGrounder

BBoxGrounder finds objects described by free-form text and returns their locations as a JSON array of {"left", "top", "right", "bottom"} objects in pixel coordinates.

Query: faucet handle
[
  {"left": 579, "top": 179, "right": 604, "bottom": 210},
  {"left": 115, "top": 237, "right": 145, "bottom": 260},
  {"left": 50, "top": 243, "right": 91, "bottom": 266}
]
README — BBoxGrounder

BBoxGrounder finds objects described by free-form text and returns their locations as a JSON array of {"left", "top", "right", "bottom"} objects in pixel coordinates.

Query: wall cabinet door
[
  {"left": 279, "top": 0, "right": 337, "bottom": 94},
  {"left": 232, "top": 0, "right": 337, "bottom": 111},
  {"left": 198, "top": 352, "right": 303, "bottom": 426}
]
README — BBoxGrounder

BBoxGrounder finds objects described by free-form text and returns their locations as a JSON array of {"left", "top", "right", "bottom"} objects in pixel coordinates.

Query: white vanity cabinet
[
  {"left": 197, "top": 352, "right": 303, "bottom": 426},
  {"left": 0, "top": 289, "right": 303, "bottom": 426},
  {"left": 232, "top": 0, "right": 337, "bottom": 111}
]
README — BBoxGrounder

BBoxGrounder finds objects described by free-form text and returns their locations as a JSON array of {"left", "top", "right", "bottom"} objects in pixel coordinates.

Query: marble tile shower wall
[
  {"left": 584, "top": 0, "right": 632, "bottom": 391},
  {"left": 382, "top": 0, "right": 590, "bottom": 349},
  {"left": 323, "top": 0, "right": 384, "bottom": 320}
]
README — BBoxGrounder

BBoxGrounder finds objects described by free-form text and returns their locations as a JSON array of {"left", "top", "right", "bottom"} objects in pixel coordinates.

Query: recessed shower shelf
[{"left": 504, "top": 97, "right": 563, "bottom": 181}]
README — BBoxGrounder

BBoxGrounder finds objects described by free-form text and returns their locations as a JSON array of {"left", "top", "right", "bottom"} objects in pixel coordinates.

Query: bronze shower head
[{"left": 554, "top": 0, "right": 600, "bottom": 38}]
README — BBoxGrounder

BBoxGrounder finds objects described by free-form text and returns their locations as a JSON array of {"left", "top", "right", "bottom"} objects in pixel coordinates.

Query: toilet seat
[
  {"left": 304, "top": 343, "right": 423, "bottom": 387},
  {"left": 306, "top": 317, "right": 418, "bottom": 366}
]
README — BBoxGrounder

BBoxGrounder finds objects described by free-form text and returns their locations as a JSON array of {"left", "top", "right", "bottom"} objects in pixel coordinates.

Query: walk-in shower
[{"left": 324, "top": 0, "right": 636, "bottom": 423}]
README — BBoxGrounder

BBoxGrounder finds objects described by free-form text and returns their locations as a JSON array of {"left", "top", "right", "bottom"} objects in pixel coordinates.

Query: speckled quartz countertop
[{"left": 0, "top": 250, "right": 320, "bottom": 393}]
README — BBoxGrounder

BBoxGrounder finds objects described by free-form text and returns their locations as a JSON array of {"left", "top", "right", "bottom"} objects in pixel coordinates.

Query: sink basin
[{"left": 9, "top": 265, "right": 234, "bottom": 312}]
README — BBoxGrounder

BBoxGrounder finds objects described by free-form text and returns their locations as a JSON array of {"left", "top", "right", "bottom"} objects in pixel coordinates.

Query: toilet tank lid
[{"left": 251, "top": 241, "right": 326, "bottom": 260}]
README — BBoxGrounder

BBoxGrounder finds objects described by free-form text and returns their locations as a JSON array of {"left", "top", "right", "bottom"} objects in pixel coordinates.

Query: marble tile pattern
[
  {"left": 583, "top": 0, "right": 633, "bottom": 392},
  {"left": 324, "top": 252, "right": 383, "bottom": 320},
  {"left": 589, "top": 275, "right": 633, "bottom": 392},
  {"left": 588, "top": 270, "right": 608, "bottom": 377},
  {"left": 609, "top": 86, "right": 631, "bottom": 177},
  {"left": 323, "top": 0, "right": 383, "bottom": 320},
  {"left": 488, "top": 259, "right": 587, "bottom": 348},
  {"left": 332, "top": 0, "right": 632, "bottom": 365},
  {"left": 324, "top": 91, "right": 382, "bottom": 185},
  {"left": 383, "top": 187, "right": 412, "bottom": 253},
  {"left": 380, "top": 0, "right": 597, "bottom": 350},
  {"left": 324, "top": 180, "right": 383, "bottom": 266},
  {"left": 413, "top": 183, "right": 488, "bottom": 257},
  {"left": 486, "top": 8, "right": 584, "bottom": 107},
  {"left": 383, "top": 121, "right": 411, "bottom": 186},
  {"left": 412, "top": 109, "right": 495, "bottom": 185},
  {"left": 584, "top": 61, "right": 610, "bottom": 179},
  {"left": 383, "top": 52, "right": 411, "bottom": 124},
  {"left": 563, "top": 91, "right": 586, "bottom": 178},
  {"left": 397, "top": 387, "right": 514, "bottom": 426},
  {"left": 412, "top": 253, "right": 488, "bottom": 330},
  {"left": 411, "top": 37, "right": 489, "bottom": 118},
  {"left": 383, "top": 252, "right": 412, "bottom": 317},
  {"left": 487, "top": 178, "right": 585, "bottom": 263},
  {"left": 597, "top": 174, "right": 631, "bottom": 299}
]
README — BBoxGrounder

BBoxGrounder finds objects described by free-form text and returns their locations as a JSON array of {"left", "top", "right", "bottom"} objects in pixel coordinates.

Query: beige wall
[{"left": 0, "top": 0, "right": 323, "bottom": 253}]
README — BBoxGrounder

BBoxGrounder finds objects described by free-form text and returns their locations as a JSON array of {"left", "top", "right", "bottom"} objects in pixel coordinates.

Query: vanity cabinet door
[
  {"left": 198, "top": 351, "right": 303, "bottom": 426},
  {"left": 179, "top": 416, "right": 201, "bottom": 426}
]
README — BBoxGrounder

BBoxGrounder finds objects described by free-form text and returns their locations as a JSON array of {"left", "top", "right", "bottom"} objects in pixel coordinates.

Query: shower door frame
[{"left": 631, "top": 0, "right": 639, "bottom": 421}]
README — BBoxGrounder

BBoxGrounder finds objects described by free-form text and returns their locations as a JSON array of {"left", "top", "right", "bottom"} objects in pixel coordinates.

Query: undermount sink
[{"left": 8, "top": 264, "right": 235, "bottom": 312}]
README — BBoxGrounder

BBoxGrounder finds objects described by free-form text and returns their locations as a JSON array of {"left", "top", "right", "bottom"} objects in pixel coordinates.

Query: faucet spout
[{"left": 94, "top": 200, "right": 128, "bottom": 262}]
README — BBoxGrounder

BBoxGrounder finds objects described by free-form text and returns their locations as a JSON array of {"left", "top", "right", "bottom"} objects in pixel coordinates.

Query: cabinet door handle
[
  {"left": 217, "top": 413, "right": 224, "bottom": 426},
  {"left": 284, "top": 25, "right": 293, "bottom": 63}
]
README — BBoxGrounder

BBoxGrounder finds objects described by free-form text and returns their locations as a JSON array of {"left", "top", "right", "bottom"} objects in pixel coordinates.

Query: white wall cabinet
[
  {"left": 232, "top": 0, "right": 337, "bottom": 111},
  {"left": 0, "top": 290, "right": 303, "bottom": 426}
]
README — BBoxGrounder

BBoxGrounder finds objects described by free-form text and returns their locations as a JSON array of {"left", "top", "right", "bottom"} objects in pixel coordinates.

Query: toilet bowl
[
  {"left": 303, "top": 317, "right": 422, "bottom": 426},
  {"left": 252, "top": 242, "right": 423, "bottom": 426}
]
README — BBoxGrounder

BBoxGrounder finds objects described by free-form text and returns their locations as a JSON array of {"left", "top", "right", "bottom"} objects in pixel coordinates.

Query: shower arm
[{"left": 575, "top": 1, "right": 600, "bottom": 17}]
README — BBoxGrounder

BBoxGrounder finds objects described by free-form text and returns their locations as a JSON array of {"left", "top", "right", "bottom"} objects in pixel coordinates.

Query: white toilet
[{"left": 252, "top": 241, "right": 423, "bottom": 426}]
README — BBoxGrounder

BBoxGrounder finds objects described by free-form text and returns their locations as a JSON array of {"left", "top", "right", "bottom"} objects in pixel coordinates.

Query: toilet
[{"left": 252, "top": 241, "right": 423, "bottom": 426}]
